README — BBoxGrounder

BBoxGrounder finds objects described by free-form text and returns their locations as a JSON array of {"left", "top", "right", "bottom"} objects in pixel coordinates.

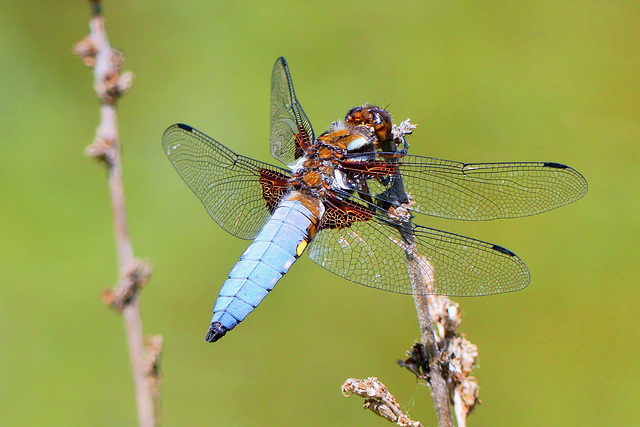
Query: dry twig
[
  {"left": 398, "top": 296, "right": 481, "bottom": 427},
  {"left": 391, "top": 119, "right": 480, "bottom": 426},
  {"left": 145, "top": 335, "right": 164, "bottom": 422},
  {"left": 342, "top": 377, "right": 424, "bottom": 427},
  {"left": 385, "top": 120, "right": 481, "bottom": 426},
  {"left": 388, "top": 121, "right": 454, "bottom": 427},
  {"left": 404, "top": 248, "right": 454, "bottom": 427},
  {"left": 74, "top": 2, "right": 160, "bottom": 426},
  {"left": 342, "top": 120, "right": 456, "bottom": 427}
]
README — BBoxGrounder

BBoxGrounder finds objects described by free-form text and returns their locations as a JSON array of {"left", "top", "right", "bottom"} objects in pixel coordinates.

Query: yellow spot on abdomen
[{"left": 296, "top": 240, "right": 308, "bottom": 257}]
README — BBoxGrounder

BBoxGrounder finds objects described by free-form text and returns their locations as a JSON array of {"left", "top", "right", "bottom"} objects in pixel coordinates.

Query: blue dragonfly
[{"left": 162, "top": 57, "right": 587, "bottom": 342}]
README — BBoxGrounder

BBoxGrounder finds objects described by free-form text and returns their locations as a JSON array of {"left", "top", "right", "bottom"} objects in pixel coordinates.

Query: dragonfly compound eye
[
  {"left": 368, "top": 107, "right": 392, "bottom": 143},
  {"left": 345, "top": 106, "right": 365, "bottom": 124},
  {"left": 345, "top": 106, "right": 392, "bottom": 144}
]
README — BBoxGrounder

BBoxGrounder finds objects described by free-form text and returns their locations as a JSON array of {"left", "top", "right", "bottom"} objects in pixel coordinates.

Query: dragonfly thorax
[{"left": 291, "top": 121, "right": 379, "bottom": 197}]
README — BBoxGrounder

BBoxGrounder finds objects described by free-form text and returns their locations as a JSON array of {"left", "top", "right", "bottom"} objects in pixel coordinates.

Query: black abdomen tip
[{"left": 205, "top": 322, "right": 228, "bottom": 343}]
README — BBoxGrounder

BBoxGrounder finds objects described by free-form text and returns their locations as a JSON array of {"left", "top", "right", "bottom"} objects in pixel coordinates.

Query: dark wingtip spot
[
  {"left": 204, "top": 322, "right": 228, "bottom": 343},
  {"left": 492, "top": 244, "right": 516, "bottom": 256},
  {"left": 177, "top": 123, "right": 193, "bottom": 132},
  {"left": 543, "top": 162, "right": 568, "bottom": 169}
]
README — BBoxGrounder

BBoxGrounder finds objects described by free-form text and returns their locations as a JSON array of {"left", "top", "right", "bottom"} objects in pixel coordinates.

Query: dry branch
[
  {"left": 388, "top": 121, "right": 454, "bottom": 427},
  {"left": 389, "top": 120, "right": 480, "bottom": 426},
  {"left": 398, "top": 295, "right": 481, "bottom": 427},
  {"left": 74, "top": 2, "right": 160, "bottom": 426},
  {"left": 403, "top": 246, "right": 454, "bottom": 426},
  {"left": 342, "top": 377, "right": 424, "bottom": 427},
  {"left": 342, "top": 120, "right": 458, "bottom": 427}
]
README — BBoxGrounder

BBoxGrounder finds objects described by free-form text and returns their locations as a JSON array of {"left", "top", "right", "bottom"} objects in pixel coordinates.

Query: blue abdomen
[{"left": 205, "top": 193, "right": 321, "bottom": 342}]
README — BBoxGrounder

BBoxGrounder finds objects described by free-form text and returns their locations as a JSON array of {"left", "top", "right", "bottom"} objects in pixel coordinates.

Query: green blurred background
[{"left": 2, "top": 1, "right": 638, "bottom": 425}]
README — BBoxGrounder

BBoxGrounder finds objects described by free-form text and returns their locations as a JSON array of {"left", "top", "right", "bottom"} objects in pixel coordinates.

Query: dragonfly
[{"left": 162, "top": 57, "right": 587, "bottom": 343}]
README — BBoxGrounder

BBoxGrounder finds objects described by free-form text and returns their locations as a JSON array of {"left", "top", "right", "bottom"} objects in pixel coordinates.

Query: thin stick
[
  {"left": 388, "top": 121, "right": 453, "bottom": 427},
  {"left": 74, "top": 2, "right": 158, "bottom": 426},
  {"left": 342, "top": 377, "right": 424, "bottom": 427},
  {"left": 398, "top": 293, "right": 481, "bottom": 427},
  {"left": 405, "top": 245, "right": 454, "bottom": 427}
]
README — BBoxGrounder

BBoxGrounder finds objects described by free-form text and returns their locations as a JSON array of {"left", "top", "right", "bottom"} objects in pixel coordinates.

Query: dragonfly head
[{"left": 345, "top": 105, "right": 392, "bottom": 146}]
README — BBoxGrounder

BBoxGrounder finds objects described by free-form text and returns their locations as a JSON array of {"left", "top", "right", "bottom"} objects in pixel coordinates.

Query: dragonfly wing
[
  {"left": 307, "top": 203, "right": 529, "bottom": 296},
  {"left": 409, "top": 225, "right": 530, "bottom": 295},
  {"left": 162, "top": 124, "right": 291, "bottom": 240},
  {"left": 363, "top": 155, "right": 588, "bottom": 220},
  {"left": 270, "top": 57, "right": 314, "bottom": 165}
]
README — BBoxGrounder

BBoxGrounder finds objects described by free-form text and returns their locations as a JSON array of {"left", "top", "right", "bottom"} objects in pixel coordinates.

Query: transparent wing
[
  {"left": 308, "top": 216, "right": 529, "bottom": 296},
  {"left": 353, "top": 155, "right": 588, "bottom": 220},
  {"left": 270, "top": 57, "right": 315, "bottom": 165},
  {"left": 162, "top": 124, "right": 291, "bottom": 240}
]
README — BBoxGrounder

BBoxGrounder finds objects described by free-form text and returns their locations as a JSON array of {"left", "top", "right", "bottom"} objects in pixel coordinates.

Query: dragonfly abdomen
[{"left": 205, "top": 192, "right": 323, "bottom": 342}]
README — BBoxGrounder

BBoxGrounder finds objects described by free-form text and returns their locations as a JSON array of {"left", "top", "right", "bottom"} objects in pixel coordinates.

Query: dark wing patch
[
  {"left": 338, "top": 159, "right": 399, "bottom": 179},
  {"left": 320, "top": 195, "right": 374, "bottom": 230},
  {"left": 257, "top": 168, "right": 290, "bottom": 214}
]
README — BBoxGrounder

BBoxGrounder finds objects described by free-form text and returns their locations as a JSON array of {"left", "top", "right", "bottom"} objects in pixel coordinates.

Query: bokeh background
[{"left": 2, "top": 1, "right": 638, "bottom": 425}]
